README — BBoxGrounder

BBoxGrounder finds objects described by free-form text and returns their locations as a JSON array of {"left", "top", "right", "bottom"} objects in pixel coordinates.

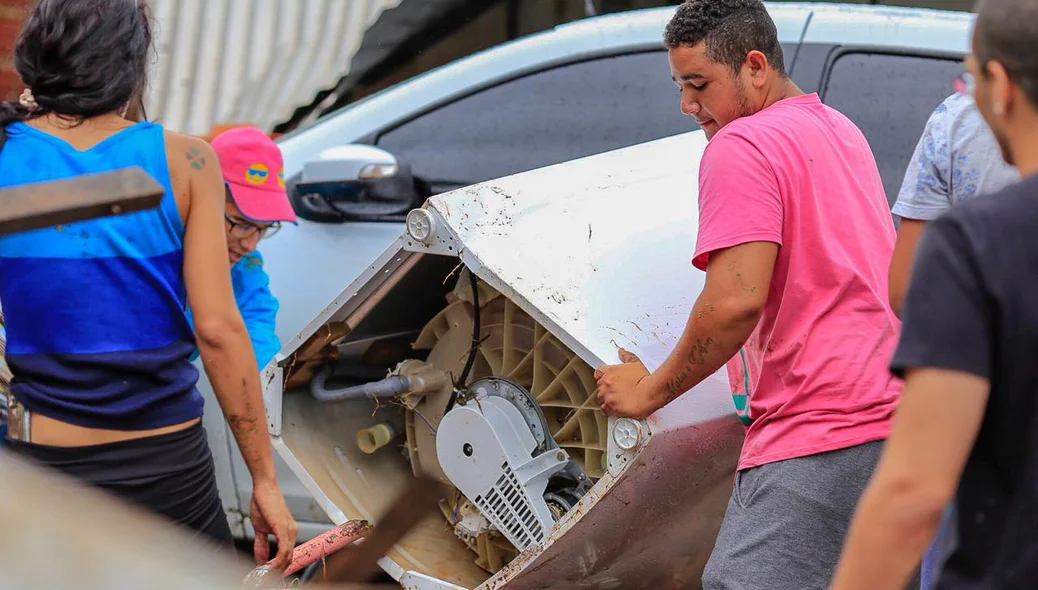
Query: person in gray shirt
[
  {"left": 887, "top": 91, "right": 1018, "bottom": 589},
  {"left": 888, "top": 92, "right": 1018, "bottom": 315}
]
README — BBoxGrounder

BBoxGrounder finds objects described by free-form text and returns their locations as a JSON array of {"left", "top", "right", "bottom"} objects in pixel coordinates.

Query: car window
[
  {"left": 821, "top": 52, "right": 965, "bottom": 208},
  {"left": 376, "top": 51, "right": 697, "bottom": 195}
]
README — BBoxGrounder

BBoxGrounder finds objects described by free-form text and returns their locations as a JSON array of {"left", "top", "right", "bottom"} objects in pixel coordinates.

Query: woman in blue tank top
[{"left": 0, "top": 0, "right": 296, "bottom": 568}]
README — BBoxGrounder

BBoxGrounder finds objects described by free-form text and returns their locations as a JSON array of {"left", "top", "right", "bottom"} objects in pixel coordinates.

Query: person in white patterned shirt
[{"left": 886, "top": 91, "right": 1019, "bottom": 590}]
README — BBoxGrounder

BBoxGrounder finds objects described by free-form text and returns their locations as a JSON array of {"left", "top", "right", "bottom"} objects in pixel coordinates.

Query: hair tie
[{"left": 19, "top": 88, "right": 37, "bottom": 109}]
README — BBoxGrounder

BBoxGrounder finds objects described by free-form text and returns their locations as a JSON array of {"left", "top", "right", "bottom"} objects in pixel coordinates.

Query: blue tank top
[{"left": 0, "top": 121, "right": 202, "bottom": 430}]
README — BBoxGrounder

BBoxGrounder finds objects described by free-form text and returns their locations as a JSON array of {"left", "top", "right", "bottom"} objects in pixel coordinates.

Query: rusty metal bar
[{"left": 0, "top": 166, "right": 164, "bottom": 236}]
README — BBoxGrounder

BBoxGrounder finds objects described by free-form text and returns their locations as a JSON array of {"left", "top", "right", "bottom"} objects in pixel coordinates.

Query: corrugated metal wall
[{"left": 145, "top": 0, "right": 401, "bottom": 136}]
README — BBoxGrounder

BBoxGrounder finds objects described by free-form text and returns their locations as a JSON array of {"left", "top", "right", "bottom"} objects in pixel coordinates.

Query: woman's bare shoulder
[
  {"left": 163, "top": 130, "right": 218, "bottom": 170},
  {"left": 162, "top": 130, "right": 220, "bottom": 218}
]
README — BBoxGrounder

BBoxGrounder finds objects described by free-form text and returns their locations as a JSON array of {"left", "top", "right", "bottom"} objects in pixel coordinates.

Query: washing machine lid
[{"left": 423, "top": 130, "right": 709, "bottom": 372}]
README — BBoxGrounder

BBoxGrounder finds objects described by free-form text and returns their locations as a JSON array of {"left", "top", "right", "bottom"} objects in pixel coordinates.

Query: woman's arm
[{"left": 175, "top": 134, "right": 296, "bottom": 568}]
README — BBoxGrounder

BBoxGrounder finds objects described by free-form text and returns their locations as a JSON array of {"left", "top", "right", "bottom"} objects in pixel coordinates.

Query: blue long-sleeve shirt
[{"left": 188, "top": 250, "right": 281, "bottom": 369}]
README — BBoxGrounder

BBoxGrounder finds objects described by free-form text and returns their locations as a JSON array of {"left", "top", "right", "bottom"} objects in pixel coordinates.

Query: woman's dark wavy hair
[{"left": 0, "top": 0, "right": 154, "bottom": 127}]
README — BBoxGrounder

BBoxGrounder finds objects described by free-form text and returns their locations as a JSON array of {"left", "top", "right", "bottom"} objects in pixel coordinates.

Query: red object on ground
[{"left": 280, "top": 520, "right": 370, "bottom": 577}]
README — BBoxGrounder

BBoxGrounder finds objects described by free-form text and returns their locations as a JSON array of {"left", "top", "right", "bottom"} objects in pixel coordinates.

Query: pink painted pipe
[
  {"left": 243, "top": 520, "right": 369, "bottom": 588},
  {"left": 282, "top": 520, "right": 369, "bottom": 576}
]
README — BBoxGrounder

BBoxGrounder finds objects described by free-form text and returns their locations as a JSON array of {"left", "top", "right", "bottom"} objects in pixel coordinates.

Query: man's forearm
[
  {"left": 650, "top": 295, "right": 760, "bottom": 407},
  {"left": 199, "top": 334, "right": 276, "bottom": 483},
  {"left": 831, "top": 480, "right": 945, "bottom": 589},
  {"left": 889, "top": 218, "right": 929, "bottom": 318}
]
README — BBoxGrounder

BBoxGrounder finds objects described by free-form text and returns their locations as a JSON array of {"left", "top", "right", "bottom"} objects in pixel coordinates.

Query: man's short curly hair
[{"left": 664, "top": 0, "right": 786, "bottom": 77}]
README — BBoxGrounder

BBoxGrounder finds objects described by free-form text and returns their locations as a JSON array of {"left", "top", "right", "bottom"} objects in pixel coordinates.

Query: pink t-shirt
[{"left": 692, "top": 93, "right": 902, "bottom": 471}]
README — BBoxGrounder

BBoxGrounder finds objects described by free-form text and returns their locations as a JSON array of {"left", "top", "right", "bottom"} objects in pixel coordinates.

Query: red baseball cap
[{"left": 211, "top": 126, "right": 298, "bottom": 223}]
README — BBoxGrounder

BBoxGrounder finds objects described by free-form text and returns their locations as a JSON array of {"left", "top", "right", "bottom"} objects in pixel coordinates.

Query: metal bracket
[
  {"left": 262, "top": 364, "right": 283, "bottom": 436},
  {"left": 513, "top": 448, "right": 570, "bottom": 492}
]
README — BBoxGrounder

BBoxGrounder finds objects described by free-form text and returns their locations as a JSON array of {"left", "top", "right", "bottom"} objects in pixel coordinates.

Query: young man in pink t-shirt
[{"left": 594, "top": 1, "right": 903, "bottom": 587}]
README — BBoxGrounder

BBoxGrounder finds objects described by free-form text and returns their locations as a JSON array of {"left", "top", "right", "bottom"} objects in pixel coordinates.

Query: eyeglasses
[
  {"left": 954, "top": 71, "right": 976, "bottom": 96},
  {"left": 224, "top": 214, "right": 281, "bottom": 240}
]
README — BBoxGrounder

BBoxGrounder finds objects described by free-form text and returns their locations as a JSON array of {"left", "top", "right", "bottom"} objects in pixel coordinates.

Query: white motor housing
[{"left": 436, "top": 394, "right": 569, "bottom": 551}]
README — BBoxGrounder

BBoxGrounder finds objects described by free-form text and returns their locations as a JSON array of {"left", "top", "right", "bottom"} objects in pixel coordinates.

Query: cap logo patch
[
  {"left": 245, "top": 163, "right": 269, "bottom": 185},
  {"left": 278, "top": 167, "right": 285, "bottom": 189}
]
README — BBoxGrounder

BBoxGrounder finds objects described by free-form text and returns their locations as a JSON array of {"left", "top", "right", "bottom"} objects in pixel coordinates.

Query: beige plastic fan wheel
[{"left": 403, "top": 270, "right": 607, "bottom": 574}]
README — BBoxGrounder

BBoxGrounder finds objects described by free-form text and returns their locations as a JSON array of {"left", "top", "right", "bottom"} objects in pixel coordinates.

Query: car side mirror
[{"left": 288, "top": 145, "right": 423, "bottom": 222}]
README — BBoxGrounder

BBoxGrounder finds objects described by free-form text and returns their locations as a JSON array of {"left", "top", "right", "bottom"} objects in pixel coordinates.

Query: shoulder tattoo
[{"left": 186, "top": 146, "right": 207, "bottom": 171}]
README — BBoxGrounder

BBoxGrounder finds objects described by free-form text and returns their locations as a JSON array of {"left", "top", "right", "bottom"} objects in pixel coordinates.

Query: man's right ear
[{"left": 986, "top": 60, "right": 1012, "bottom": 117}]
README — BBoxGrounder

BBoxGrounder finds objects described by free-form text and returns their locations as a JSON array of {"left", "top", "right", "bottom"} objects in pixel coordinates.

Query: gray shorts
[{"left": 702, "top": 440, "right": 919, "bottom": 590}]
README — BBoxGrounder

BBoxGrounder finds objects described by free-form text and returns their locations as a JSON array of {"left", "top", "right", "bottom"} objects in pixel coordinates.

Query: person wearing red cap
[{"left": 203, "top": 126, "right": 297, "bottom": 369}]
